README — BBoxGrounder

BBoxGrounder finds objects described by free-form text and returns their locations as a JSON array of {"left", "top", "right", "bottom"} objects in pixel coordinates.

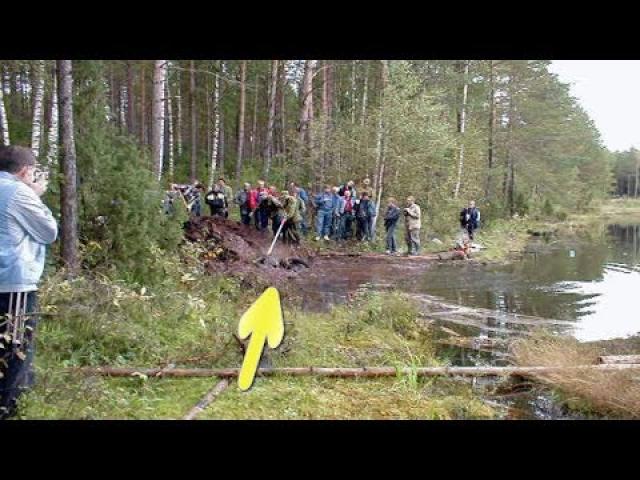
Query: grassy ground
[{"left": 16, "top": 266, "right": 495, "bottom": 419}]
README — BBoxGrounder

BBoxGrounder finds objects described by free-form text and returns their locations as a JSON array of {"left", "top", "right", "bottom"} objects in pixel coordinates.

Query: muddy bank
[{"left": 183, "top": 216, "right": 315, "bottom": 289}]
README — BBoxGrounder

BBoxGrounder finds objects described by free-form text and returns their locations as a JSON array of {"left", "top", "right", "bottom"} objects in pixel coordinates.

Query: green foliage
[{"left": 71, "top": 61, "right": 186, "bottom": 284}]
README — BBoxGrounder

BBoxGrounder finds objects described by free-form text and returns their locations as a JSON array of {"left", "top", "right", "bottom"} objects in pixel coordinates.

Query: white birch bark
[
  {"left": 166, "top": 69, "right": 175, "bottom": 181},
  {"left": 453, "top": 60, "right": 470, "bottom": 199},
  {"left": 176, "top": 74, "right": 183, "bottom": 157},
  {"left": 46, "top": 71, "right": 58, "bottom": 167},
  {"left": 207, "top": 62, "right": 221, "bottom": 190},
  {"left": 119, "top": 84, "right": 127, "bottom": 131},
  {"left": 0, "top": 80, "right": 9, "bottom": 145},
  {"left": 30, "top": 60, "right": 45, "bottom": 158},
  {"left": 151, "top": 60, "right": 167, "bottom": 181}
]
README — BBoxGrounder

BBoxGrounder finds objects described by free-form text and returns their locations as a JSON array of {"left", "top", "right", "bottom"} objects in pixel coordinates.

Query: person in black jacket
[
  {"left": 205, "top": 185, "right": 228, "bottom": 217},
  {"left": 384, "top": 197, "right": 401, "bottom": 254},
  {"left": 460, "top": 200, "right": 480, "bottom": 240}
]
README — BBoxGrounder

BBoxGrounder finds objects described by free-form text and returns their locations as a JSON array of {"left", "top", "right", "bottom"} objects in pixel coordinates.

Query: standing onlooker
[
  {"left": 0, "top": 146, "right": 58, "bottom": 420},
  {"left": 331, "top": 186, "right": 345, "bottom": 240},
  {"left": 290, "top": 182, "right": 309, "bottom": 236},
  {"left": 261, "top": 189, "right": 284, "bottom": 237},
  {"left": 205, "top": 185, "right": 227, "bottom": 217},
  {"left": 313, "top": 185, "right": 334, "bottom": 241},
  {"left": 383, "top": 197, "right": 401, "bottom": 255},
  {"left": 460, "top": 200, "right": 480, "bottom": 241},
  {"left": 217, "top": 178, "right": 233, "bottom": 218},
  {"left": 255, "top": 180, "right": 270, "bottom": 231},
  {"left": 355, "top": 192, "right": 374, "bottom": 241},
  {"left": 340, "top": 189, "right": 356, "bottom": 240},
  {"left": 403, "top": 196, "right": 421, "bottom": 256},
  {"left": 338, "top": 180, "right": 357, "bottom": 199},
  {"left": 234, "top": 182, "right": 255, "bottom": 225}
]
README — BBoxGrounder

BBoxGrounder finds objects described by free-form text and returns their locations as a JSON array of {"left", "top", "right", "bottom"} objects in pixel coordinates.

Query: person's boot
[{"left": 323, "top": 235, "right": 330, "bottom": 241}]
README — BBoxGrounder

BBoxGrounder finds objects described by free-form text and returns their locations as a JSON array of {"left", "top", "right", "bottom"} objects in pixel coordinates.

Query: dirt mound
[{"left": 183, "top": 216, "right": 314, "bottom": 288}]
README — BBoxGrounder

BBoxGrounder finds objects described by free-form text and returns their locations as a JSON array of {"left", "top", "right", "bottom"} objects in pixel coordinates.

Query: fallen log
[
  {"left": 183, "top": 379, "right": 230, "bottom": 420},
  {"left": 70, "top": 364, "right": 640, "bottom": 379},
  {"left": 598, "top": 355, "right": 640, "bottom": 365},
  {"left": 316, "top": 252, "right": 441, "bottom": 261}
]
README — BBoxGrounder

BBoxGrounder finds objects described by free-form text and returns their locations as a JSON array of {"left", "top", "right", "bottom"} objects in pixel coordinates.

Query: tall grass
[{"left": 511, "top": 332, "right": 640, "bottom": 419}]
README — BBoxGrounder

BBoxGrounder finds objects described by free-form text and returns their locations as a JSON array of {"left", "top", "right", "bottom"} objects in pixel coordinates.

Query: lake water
[{"left": 300, "top": 223, "right": 640, "bottom": 342}]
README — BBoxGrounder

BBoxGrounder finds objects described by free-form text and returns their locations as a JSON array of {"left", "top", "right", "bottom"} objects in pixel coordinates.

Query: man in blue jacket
[
  {"left": 0, "top": 146, "right": 58, "bottom": 419},
  {"left": 313, "top": 185, "right": 334, "bottom": 241}
]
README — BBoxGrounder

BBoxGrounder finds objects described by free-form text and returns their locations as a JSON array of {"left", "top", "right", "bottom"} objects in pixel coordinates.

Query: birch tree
[
  {"left": 46, "top": 68, "right": 58, "bottom": 167},
  {"left": 166, "top": 67, "right": 175, "bottom": 181},
  {"left": 0, "top": 77, "right": 9, "bottom": 145},
  {"left": 373, "top": 60, "right": 389, "bottom": 235},
  {"left": 151, "top": 60, "right": 167, "bottom": 181},
  {"left": 453, "top": 60, "right": 469, "bottom": 199},
  {"left": 175, "top": 66, "right": 183, "bottom": 158},
  {"left": 30, "top": 60, "right": 45, "bottom": 158},
  {"left": 208, "top": 61, "right": 221, "bottom": 190},
  {"left": 235, "top": 60, "right": 246, "bottom": 185},
  {"left": 190, "top": 60, "right": 197, "bottom": 182},
  {"left": 263, "top": 60, "right": 279, "bottom": 179},
  {"left": 57, "top": 60, "right": 80, "bottom": 275}
]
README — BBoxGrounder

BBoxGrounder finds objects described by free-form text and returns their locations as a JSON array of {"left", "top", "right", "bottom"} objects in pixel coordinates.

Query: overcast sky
[{"left": 549, "top": 61, "right": 640, "bottom": 152}]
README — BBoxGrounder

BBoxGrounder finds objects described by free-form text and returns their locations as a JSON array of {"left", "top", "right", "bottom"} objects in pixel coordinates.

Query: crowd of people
[{"left": 165, "top": 177, "right": 481, "bottom": 256}]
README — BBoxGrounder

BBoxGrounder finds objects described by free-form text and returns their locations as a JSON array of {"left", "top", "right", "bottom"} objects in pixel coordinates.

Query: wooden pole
[
  {"left": 183, "top": 379, "right": 230, "bottom": 420},
  {"left": 71, "top": 364, "right": 640, "bottom": 379},
  {"left": 598, "top": 355, "right": 640, "bottom": 365}
]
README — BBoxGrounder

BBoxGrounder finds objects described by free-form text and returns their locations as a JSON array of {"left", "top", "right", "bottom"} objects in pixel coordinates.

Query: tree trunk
[
  {"left": 151, "top": 60, "right": 167, "bottom": 181},
  {"left": 278, "top": 61, "right": 287, "bottom": 160},
  {"left": 485, "top": 60, "right": 496, "bottom": 200},
  {"left": 235, "top": 60, "right": 247, "bottom": 186},
  {"left": 453, "top": 60, "right": 469, "bottom": 199},
  {"left": 183, "top": 379, "right": 230, "bottom": 420},
  {"left": 72, "top": 364, "right": 640, "bottom": 379},
  {"left": 126, "top": 61, "right": 136, "bottom": 136},
  {"left": 190, "top": 60, "right": 197, "bottom": 182},
  {"left": 45, "top": 66, "right": 58, "bottom": 167},
  {"left": 295, "top": 60, "right": 315, "bottom": 185},
  {"left": 263, "top": 60, "right": 279, "bottom": 179},
  {"left": 350, "top": 60, "right": 357, "bottom": 124},
  {"left": 176, "top": 68, "right": 183, "bottom": 158},
  {"left": 57, "top": 60, "right": 80, "bottom": 275},
  {"left": 373, "top": 60, "right": 389, "bottom": 232},
  {"left": 635, "top": 152, "right": 640, "bottom": 198},
  {"left": 598, "top": 355, "right": 640, "bottom": 365},
  {"left": 140, "top": 62, "right": 147, "bottom": 145},
  {"left": 0, "top": 75, "right": 9, "bottom": 145},
  {"left": 166, "top": 68, "right": 175, "bottom": 182},
  {"left": 250, "top": 75, "right": 259, "bottom": 161},
  {"left": 30, "top": 60, "right": 45, "bottom": 159},
  {"left": 360, "top": 61, "right": 369, "bottom": 127},
  {"left": 207, "top": 63, "right": 221, "bottom": 190}
]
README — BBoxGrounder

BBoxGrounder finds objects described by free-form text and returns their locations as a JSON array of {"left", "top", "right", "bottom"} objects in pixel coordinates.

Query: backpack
[{"left": 206, "top": 192, "right": 225, "bottom": 209}]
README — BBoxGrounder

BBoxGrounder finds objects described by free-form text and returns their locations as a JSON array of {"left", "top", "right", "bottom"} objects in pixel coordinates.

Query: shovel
[{"left": 267, "top": 216, "right": 287, "bottom": 256}]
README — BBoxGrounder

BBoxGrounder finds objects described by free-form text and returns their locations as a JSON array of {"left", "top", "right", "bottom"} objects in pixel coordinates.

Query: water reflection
[{"left": 416, "top": 223, "right": 640, "bottom": 341}]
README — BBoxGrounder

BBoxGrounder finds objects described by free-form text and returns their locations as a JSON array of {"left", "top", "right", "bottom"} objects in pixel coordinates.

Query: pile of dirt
[{"left": 183, "top": 216, "right": 314, "bottom": 288}]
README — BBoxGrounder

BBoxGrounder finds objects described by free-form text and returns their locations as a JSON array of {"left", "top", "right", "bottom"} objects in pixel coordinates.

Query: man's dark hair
[{"left": 0, "top": 145, "right": 36, "bottom": 174}]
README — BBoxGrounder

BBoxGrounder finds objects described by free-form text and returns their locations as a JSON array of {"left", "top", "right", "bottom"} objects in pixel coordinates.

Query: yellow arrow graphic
[{"left": 237, "top": 287, "right": 284, "bottom": 391}]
